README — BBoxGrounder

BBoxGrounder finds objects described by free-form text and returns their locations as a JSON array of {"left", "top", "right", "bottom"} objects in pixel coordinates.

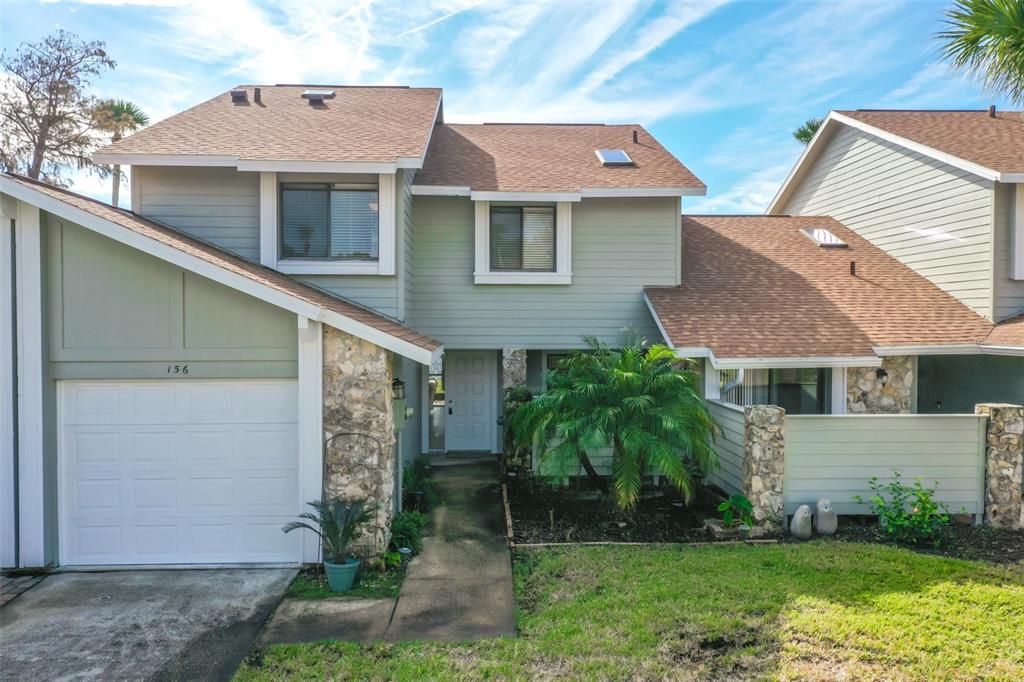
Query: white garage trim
[
  {"left": 297, "top": 316, "right": 323, "bottom": 563},
  {"left": 1, "top": 211, "right": 15, "bottom": 568},
  {"left": 58, "top": 379, "right": 303, "bottom": 566}
]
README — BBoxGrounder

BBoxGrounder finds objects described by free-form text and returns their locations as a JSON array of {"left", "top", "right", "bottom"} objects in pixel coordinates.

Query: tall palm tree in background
[
  {"left": 93, "top": 99, "right": 148, "bottom": 205},
  {"left": 793, "top": 117, "right": 823, "bottom": 145},
  {"left": 940, "top": 0, "right": 1024, "bottom": 105}
]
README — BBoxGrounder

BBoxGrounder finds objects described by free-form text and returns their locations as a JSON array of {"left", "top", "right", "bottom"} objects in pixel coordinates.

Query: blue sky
[{"left": 1, "top": 0, "right": 1012, "bottom": 212}]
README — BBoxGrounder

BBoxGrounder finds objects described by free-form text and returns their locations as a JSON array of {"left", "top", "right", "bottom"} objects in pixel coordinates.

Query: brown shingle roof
[
  {"left": 415, "top": 123, "right": 705, "bottom": 193},
  {"left": 645, "top": 215, "right": 1003, "bottom": 360},
  {"left": 97, "top": 85, "right": 442, "bottom": 163},
  {"left": 2, "top": 173, "right": 441, "bottom": 356},
  {"left": 987, "top": 313, "right": 1024, "bottom": 347},
  {"left": 838, "top": 109, "right": 1024, "bottom": 175}
]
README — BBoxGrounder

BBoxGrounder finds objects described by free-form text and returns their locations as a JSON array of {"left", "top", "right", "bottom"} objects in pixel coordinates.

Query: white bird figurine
[
  {"left": 790, "top": 504, "right": 813, "bottom": 540},
  {"left": 815, "top": 498, "right": 838, "bottom": 536}
]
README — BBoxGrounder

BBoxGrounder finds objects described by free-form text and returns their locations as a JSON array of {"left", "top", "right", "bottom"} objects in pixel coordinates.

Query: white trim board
[
  {"left": 296, "top": 316, "right": 324, "bottom": 564},
  {"left": 472, "top": 200, "right": 573, "bottom": 285},
  {"left": 0, "top": 216, "right": 16, "bottom": 568},
  {"left": 93, "top": 154, "right": 426, "bottom": 174},
  {"left": 412, "top": 186, "right": 706, "bottom": 199},
  {"left": 0, "top": 178, "right": 441, "bottom": 366},
  {"left": 767, "top": 111, "right": 1015, "bottom": 214}
]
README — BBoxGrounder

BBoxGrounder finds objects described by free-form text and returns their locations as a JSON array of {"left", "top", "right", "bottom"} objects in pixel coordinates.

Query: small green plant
[
  {"left": 717, "top": 494, "right": 754, "bottom": 527},
  {"left": 403, "top": 455, "right": 441, "bottom": 511},
  {"left": 282, "top": 497, "right": 373, "bottom": 563},
  {"left": 390, "top": 510, "right": 429, "bottom": 554},
  {"left": 854, "top": 470, "right": 952, "bottom": 545}
]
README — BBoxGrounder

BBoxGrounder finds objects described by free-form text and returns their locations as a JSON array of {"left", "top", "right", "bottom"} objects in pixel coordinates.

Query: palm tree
[
  {"left": 93, "top": 99, "right": 148, "bottom": 205},
  {"left": 940, "top": 0, "right": 1024, "bottom": 105},
  {"left": 793, "top": 117, "right": 823, "bottom": 145},
  {"left": 510, "top": 339, "right": 719, "bottom": 511}
]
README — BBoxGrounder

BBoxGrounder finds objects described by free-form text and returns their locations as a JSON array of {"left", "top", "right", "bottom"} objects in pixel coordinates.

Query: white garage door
[{"left": 60, "top": 380, "right": 301, "bottom": 566}]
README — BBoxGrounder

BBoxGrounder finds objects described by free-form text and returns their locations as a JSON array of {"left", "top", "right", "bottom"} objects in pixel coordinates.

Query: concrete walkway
[{"left": 385, "top": 456, "right": 516, "bottom": 641}]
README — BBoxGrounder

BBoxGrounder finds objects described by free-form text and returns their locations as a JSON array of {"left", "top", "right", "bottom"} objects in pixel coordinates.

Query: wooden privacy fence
[{"left": 784, "top": 414, "right": 987, "bottom": 521}]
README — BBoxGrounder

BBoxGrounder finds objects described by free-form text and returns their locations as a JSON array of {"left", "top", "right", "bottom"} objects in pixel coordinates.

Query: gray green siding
[
  {"left": 782, "top": 125, "right": 996, "bottom": 319},
  {"left": 44, "top": 215, "right": 297, "bottom": 380},
  {"left": 784, "top": 414, "right": 987, "bottom": 517},
  {"left": 135, "top": 166, "right": 261, "bottom": 260},
  {"left": 706, "top": 400, "right": 743, "bottom": 496},
  {"left": 408, "top": 196, "right": 679, "bottom": 348},
  {"left": 994, "top": 183, "right": 1024, "bottom": 320},
  {"left": 918, "top": 355, "right": 1024, "bottom": 413}
]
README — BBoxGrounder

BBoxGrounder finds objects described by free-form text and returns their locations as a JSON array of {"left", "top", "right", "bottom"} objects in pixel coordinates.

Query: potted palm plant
[{"left": 282, "top": 497, "right": 373, "bottom": 593}]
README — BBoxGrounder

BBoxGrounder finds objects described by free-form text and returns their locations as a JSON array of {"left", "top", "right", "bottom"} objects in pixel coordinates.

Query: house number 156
[{"left": 166, "top": 364, "right": 190, "bottom": 375}]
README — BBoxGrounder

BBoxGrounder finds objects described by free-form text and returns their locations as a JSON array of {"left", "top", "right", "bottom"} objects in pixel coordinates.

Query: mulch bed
[
  {"left": 800, "top": 521, "right": 1024, "bottom": 565},
  {"left": 507, "top": 476, "right": 1024, "bottom": 564},
  {"left": 506, "top": 475, "right": 719, "bottom": 543}
]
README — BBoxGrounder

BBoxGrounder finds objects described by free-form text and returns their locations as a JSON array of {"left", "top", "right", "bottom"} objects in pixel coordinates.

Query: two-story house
[
  {"left": 0, "top": 85, "right": 704, "bottom": 568},
  {"left": 767, "top": 109, "right": 1024, "bottom": 412}
]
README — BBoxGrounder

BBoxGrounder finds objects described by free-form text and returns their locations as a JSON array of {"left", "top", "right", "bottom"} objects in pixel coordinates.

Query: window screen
[
  {"left": 489, "top": 205, "right": 555, "bottom": 272},
  {"left": 280, "top": 184, "right": 379, "bottom": 261}
]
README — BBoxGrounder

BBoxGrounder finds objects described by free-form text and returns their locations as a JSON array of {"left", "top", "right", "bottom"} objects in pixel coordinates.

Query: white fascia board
[
  {"left": 236, "top": 159, "right": 398, "bottom": 174},
  {"left": 410, "top": 185, "right": 472, "bottom": 196},
  {"left": 396, "top": 157, "right": 424, "bottom": 169},
  {"left": 470, "top": 191, "right": 582, "bottom": 202},
  {"left": 92, "top": 153, "right": 237, "bottom": 167},
  {"left": 874, "top": 343, "right": 1024, "bottom": 357},
  {"left": 641, "top": 291, "right": 675, "bottom": 347},
  {"left": 673, "top": 344, "right": 879, "bottom": 369},
  {"left": 1002, "top": 173, "right": 1024, "bottom": 182},
  {"left": 473, "top": 272, "right": 572, "bottom": 285},
  {"left": 0, "top": 177, "right": 439, "bottom": 364},
  {"left": 581, "top": 187, "right": 706, "bottom": 198}
]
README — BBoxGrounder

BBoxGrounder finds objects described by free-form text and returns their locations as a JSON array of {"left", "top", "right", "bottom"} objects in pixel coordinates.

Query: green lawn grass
[
  {"left": 287, "top": 566, "right": 404, "bottom": 600},
  {"left": 238, "top": 542, "right": 1024, "bottom": 681}
]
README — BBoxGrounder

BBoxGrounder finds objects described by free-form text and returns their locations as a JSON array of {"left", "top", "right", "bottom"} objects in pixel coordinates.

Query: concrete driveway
[{"left": 0, "top": 568, "right": 295, "bottom": 681}]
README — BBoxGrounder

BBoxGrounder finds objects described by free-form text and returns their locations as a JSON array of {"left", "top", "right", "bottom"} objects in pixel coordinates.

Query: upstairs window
[
  {"left": 489, "top": 205, "right": 555, "bottom": 272},
  {"left": 280, "top": 183, "right": 379, "bottom": 261}
]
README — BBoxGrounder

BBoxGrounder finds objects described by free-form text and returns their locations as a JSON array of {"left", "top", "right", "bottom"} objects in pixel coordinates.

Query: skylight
[
  {"left": 596, "top": 149, "right": 634, "bottom": 166},
  {"left": 801, "top": 227, "right": 848, "bottom": 248}
]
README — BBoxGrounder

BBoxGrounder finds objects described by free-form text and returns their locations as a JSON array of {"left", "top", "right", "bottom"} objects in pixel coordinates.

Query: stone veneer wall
[
  {"left": 847, "top": 356, "right": 914, "bottom": 414},
  {"left": 976, "top": 403, "right": 1024, "bottom": 529},
  {"left": 742, "top": 405, "right": 786, "bottom": 528},
  {"left": 322, "top": 326, "right": 396, "bottom": 557},
  {"left": 502, "top": 348, "right": 528, "bottom": 391}
]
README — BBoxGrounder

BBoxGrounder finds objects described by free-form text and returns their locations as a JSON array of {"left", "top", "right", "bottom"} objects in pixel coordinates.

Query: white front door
[
  {"left": 59, "top": 380, "right": 301, "bottom": 565},
  {"left": 444, "top": 351, "right": 497, "bottom": 452}
]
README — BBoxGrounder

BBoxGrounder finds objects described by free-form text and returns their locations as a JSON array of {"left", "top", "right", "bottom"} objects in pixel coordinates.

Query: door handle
[{"left": 448, "top": 407, "right": 453, "bottom": 415}]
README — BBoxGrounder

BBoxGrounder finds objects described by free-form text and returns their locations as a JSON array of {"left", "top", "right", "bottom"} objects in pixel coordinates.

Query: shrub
[
  {"left": 402, "top": 455, "right": 440, "bottom": 511},
  {"left": 854, "top": 470, "right": 952, "bottom": 545},
  {"left": 390, "top": 510, "right": 429, "bottom": 553},
  {"left": 510, "top": 338, "right": 719, "bottom": 511},
  {"left": 501, "top": 385, "right": 535, "bottom": 472},
  {"left": 717, "top": 494, "right": 754, "bottom": 527}
]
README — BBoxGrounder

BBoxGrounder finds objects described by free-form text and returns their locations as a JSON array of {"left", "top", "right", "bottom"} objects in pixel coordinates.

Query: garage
[{"left": 59, "top": 380, "right": 301, "bottom": 565}]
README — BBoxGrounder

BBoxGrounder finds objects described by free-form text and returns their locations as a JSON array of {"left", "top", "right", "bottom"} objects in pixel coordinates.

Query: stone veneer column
[
  {"left": 975, "top": 403, "right": 1024, "bottom": 529},
  {"left": 502, "top": 348, "right": 528, "bottom": 391},
  {"left": 742, "top": 405, "right": 786, "bottom": 528},
  {"left": 322, "top": 326, "right": 397, "bottom": 557},
  {"left": 847, "top": 355, "right": 914, "bottom": 414}
]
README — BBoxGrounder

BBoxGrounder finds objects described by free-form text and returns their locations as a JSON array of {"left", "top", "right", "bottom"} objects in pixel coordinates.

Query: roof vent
[
  {"left": 230, "top": 88, "right": 247, "bottom": 104},
  {"left": 301, "top": 89, "right": 336, "bottom": 106},
  {"left": 596, "top": 149, "right": 634, "bottom": 166},
  {"left": 801, "top": 227, "right": 848, "bottom": 248}
]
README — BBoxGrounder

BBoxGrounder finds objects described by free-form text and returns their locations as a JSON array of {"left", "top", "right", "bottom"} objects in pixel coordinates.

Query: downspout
[{"left": 721, "top": 368, "right": 744, "bottom": 397}]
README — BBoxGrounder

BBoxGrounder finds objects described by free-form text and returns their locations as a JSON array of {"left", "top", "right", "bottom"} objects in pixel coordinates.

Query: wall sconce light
[{"left": 392, "top": 378, "right": 406, "bottom": 400}]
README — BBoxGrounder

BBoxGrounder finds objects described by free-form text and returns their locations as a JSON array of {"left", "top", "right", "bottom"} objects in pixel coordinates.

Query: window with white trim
[
  {"left": 474, "top": 201, "right": 572, "bottom": 284},
  {"left": 489, "top": 205, "right": 555, "bottom": 272},
  {"left": 280, "top": 183, "right": 379, "bottom": 261}
]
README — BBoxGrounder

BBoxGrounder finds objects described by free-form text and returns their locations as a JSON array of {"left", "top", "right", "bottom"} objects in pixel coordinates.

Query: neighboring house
[
  {"left": 3, "top": 86, "right": 1021, "bottom": 570},
  {"left": 0, "top": 85, "right": 704, "bottom": 569},
  {"left": 764, "top": 109, "right": 1024, "bottom": 412}
]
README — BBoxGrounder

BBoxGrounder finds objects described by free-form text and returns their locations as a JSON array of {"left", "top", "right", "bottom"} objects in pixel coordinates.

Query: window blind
[
  {"left": 280, "top": 184, "right": 379, "bottom": 261},
  {"left": 488, "top": 205, "right": 555, "bottom": 272}
]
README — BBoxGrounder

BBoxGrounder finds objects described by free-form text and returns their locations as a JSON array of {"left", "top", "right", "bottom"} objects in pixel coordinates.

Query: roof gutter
[{"left": 873, "top": 343, "right": 1024, "bottom": 357}]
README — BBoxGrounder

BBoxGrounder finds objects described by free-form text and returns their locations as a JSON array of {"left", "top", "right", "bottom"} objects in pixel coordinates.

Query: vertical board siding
[
  {"left": 707, "top": 400, "right": 744, "bottom": 496},
  {"left": 136, "top": 166, "right": 261, "bottom": 261},
  {"left": 409, "top": 196, "right": 678, "bottom": 347},
  {"left": 784, "top": 414, "right": 986, "bottom": 516},
  {"left": 994, "top": 183, "right": 1024, "bottom": 320},
  {"left": 783, "top": 125, "right": 996, "bottom": 319}
]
